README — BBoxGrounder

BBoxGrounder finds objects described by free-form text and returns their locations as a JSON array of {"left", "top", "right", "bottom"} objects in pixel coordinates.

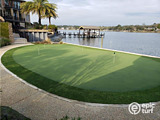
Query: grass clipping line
[{"left": 2, "top": 46, "right": 160, "bottom": 104}]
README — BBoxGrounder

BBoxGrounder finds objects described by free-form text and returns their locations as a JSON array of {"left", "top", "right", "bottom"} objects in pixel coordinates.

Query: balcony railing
[
  {"left": 0, "top": 12, "right": 2, "bottom": 17},
  {"left": 4, "top": 15, "right": 13, "bottom": 20},
  {"left": 4, "top": 4, "right": 11, "bottom": 8},
  {"left": 14, "top": 16, "right": 18, "bottom": 20},
  {"left": 3, "top": 15, "right": 26, "bottom": 22},
  {"left": 5, "top": 5, "right": 20, "bottom": 10},
  {"left": 20, "top": 18, "right": 25, "bottom": 22}
]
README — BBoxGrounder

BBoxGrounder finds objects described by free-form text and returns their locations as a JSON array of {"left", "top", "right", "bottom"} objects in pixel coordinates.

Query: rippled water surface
[{"left": 61, "top": 30, "right": 160, "bottom": 57}]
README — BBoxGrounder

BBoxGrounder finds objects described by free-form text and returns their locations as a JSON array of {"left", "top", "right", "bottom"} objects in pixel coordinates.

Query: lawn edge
[
  {"left": 63, "top": 42, "right": 160, "bottom": 59},
  {"left": 1, "top": 44, "right": 160, "bottom": 105}
]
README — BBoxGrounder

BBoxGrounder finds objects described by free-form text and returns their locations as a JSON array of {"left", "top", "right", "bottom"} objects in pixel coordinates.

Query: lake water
[{"left": 60, "top": 30, "right": 160, "bottom": 57}]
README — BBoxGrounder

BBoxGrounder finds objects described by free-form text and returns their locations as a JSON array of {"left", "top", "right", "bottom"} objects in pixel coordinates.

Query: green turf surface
[
  {"left": 2, "top": 44, "right": 160, "bottom": 104},
  {"left": 12, "top": 44, "right": 160, "bottom": 92}
]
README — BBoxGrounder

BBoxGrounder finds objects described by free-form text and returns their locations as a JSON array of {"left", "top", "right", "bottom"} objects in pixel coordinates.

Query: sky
[{"left": 26, "top": 0, "right": 160, "bottom": 26}]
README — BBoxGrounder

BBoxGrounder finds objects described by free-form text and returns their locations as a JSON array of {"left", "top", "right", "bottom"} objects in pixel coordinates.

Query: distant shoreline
[
  {"left": 59, "top": 29, "right": 160, "bottom": 33},
  {"left": 105, "top": 30, "right": 160, "bottom": 33}
]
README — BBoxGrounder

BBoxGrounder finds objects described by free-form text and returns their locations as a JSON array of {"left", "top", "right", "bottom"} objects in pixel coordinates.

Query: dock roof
[{"left": 79, "top": 26, "right": 101, "bottom": 30}]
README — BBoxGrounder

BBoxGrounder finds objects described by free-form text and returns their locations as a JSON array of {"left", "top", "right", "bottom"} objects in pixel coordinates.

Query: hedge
[
  {"left": 0, "top": 22, "right": 9, "bottom": 38},
  {"left": 0, "top": 38, "right": 11, "bottom": 47},
  {"left": 0, "top": 22, "right": 11, "bottom": 47}
]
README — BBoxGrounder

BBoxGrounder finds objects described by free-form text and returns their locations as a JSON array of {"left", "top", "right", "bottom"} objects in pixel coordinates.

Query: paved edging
[
  {"left": 0, "top": 44, "right": 129, "bottom": 107},
  {"left": 1, "top": 44, "right": 160, "bottom": 120},
  {"left": 1, "top": 44, "right": 160, "bottom": 107}
]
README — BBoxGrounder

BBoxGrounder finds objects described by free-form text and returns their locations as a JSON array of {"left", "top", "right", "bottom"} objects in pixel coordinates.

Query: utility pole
[{"left": 101, "top": 36, "right": 103, "bottom": 48}]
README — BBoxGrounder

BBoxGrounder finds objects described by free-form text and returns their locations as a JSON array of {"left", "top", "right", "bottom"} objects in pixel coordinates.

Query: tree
[
  {"left": 115, "top": 24, "right": 122, "bottom": 31},
  {"left": 42, "top": 3, "right": 58, "bottom": 25},
  {"left": 21, "top": 0, "right": 57, "bottom": 25},
  {"left": 48, "top": 24, "right": 57, "bottom": 32},
  {"left": 157, "top": 24, "right": 160, "bottom": 29}
]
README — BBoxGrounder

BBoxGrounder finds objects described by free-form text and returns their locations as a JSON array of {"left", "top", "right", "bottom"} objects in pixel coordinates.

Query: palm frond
[{"left": 20, "top": 0, "right": 58, "bottom": 24}]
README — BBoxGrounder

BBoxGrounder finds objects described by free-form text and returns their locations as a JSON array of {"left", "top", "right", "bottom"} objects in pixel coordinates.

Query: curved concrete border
[
  {"left": 1, "top": 44, "right": 160, "bottom": 120},
  {"left": 1, "top": 44, "right": 160, "bottom": 106}
]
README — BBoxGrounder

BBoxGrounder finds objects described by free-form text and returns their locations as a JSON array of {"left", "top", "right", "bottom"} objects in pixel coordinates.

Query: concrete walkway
[{"left": 0, "top": 44, "right": 160, "bottom": 120}]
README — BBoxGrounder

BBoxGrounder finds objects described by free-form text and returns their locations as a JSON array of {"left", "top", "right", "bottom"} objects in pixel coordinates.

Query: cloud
[
  {"left": 125, "top": 12, "right": 160, "bottom": 17},
  {"left": 26, "top": 0, "right": 160, "bottom": 26}
]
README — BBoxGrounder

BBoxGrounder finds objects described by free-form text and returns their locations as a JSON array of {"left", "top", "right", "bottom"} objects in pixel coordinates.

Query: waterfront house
[{"left": 0, "top": 0, "right": 30, "bottom": 30}]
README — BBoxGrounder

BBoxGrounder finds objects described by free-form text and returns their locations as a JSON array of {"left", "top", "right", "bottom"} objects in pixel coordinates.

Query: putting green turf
[
  {"left": 12, "top": 44, "right": 160, "bottom": 92},
  {"left": 2, "top": 44, "right": 160, "bottom": 104}
]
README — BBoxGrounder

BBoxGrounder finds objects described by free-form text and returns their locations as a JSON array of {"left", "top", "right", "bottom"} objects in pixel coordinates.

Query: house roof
[{"left": 79, "top": 26, "right": 101, "bottom": 30}]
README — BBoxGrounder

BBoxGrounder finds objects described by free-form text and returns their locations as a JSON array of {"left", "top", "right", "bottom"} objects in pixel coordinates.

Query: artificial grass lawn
[{"left": 2, "top": 44, "right": 160, "bottom": 104}]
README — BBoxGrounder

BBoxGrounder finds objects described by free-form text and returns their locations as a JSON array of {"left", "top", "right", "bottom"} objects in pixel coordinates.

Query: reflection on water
[
  {"left": 61, "top": 30, "right": 160, "bottom": 57},
  {"left": 63, "top": 37, "right": 101, "bottom": 47}
]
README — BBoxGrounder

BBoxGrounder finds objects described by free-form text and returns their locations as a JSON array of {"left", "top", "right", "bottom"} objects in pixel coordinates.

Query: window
[
  {"left": 14, "top": 1, "right": 16, "bottom": 8},
  {"left": 17, "top": 2, "right": 20, "bottom": 9},
  {"left": 4, "top": 9, "right": 13, "bottom": 19},
  {"left": 5, "top": 9, "right": 11, "bottom": 16},
  {"left": 0, "top": 10, "right": 2, "bottom": 16},
  {"left": 13, "top": 10, "right": 18, "bottom": 20},
  {"left": 13, "top": 1, "right": 20, "bottom": 9},
  {"left": 5, "top": 0, "right": 9, "bottom": 6}
]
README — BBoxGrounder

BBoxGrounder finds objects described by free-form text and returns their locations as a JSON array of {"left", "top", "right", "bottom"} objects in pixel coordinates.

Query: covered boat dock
[{"left": 62, "top": 26, "right": 105, "bottom": 38}]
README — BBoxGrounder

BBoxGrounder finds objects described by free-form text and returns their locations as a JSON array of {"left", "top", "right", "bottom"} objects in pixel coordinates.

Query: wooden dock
[
  {"left": 60, "top": 26, "right": 105, "bottom": 38},
  {"left": 61, "top": 32, "right": 105, "bottom": 38}
]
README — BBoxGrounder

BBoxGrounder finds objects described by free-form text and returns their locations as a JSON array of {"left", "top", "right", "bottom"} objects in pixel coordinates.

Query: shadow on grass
[{"left": 79, "top": 55, "right": 160, "bottom": 92}]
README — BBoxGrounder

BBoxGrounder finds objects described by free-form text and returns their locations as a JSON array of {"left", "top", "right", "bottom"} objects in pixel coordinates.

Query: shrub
[
  {"left": 48, "top": 24, "right": 57, "bottom": 29},
  {"left": 1, "top": 106, "right": 31, "bottom": 120},
  {"left": 43, "top": 25, "right": 47, "bottom": 29},
  {"left": 48, "top": 24, "right": 58, "bottom": 32},
  {"left": 34, "top": 25, "right": 44, "bottom": 29},
  {"left": 43, "top": 40, "right": 52, "bottom": 44},
  {"left": 33, "top": 22, "right": 46, "bottom": 29},
  {"left": 59, "top": 41, "right": 63, "bottom": 44},
  {"left": 0, "top": 38, "right": 11, "bottom": 47},
  {"left": 48, "top": 29, "right": 53, "bottom": 32},
  {"left": 34, "top": 41, "right": 42, "bottom": 44},
  {"left": 59, "top": 115, "right": 81, "bottom": 120},
  {"left": 39, "top": 25, "right": 44, "bottom": 29},
  {"left": 34, "top": 39, "right": 52, "bottom": 44},
  {"left": 25, "top": 22, "right": 32, "bottom": 29},
  {"left": 0, "top": 22, "right": 9, "bottom": 38},
  {"left": 157, "top": 24, "right": 160, "bottom": 29},
  {"left": 45, "top": 38, "right": 52, "bottom": 44}
]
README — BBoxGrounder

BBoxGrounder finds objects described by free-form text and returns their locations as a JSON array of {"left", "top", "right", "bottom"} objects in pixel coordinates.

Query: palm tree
[
  {"left": 21, "top": 0, "right": 57, "bottom": 25},
  {"left": 42, "top": 3, "right": 58, "bottom": 25}
]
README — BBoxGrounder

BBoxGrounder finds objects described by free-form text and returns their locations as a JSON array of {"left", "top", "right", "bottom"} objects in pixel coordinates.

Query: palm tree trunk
[
  {"left": 38, "top": 10, "right": 41, "bottom": 25},
  {"left": 49, "top": 17, "right": 51, "bottom": 25},
  {"left": 39, "top": 17, "right": 41, "bottom": 25}
]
